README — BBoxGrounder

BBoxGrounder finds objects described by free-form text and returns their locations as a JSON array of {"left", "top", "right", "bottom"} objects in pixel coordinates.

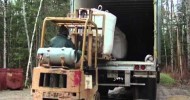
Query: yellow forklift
[{"left": 32, "top": 9, "right": 100, "bottom": 100}]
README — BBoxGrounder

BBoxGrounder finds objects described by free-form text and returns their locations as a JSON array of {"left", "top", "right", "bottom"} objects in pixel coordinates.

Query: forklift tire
[
  {"left": 133, "top": 78, "right": 157, "bottom": 100},
  {"left": 94, "top": 91, "right": 100, "bottom": 100}
]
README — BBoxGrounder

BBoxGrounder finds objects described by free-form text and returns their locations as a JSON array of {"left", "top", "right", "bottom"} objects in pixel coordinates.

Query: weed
[{"left": 160, "top": 73, "right": 175, "bottom": 86}]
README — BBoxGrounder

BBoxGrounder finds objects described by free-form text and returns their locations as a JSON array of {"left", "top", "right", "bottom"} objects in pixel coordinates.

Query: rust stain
[
  {"left": 0, "top": 68, "right": 7, "bottom": 90},
  {"left": 7, "top": 73, "right": 12, "bottom": 77},
  {"left": 6, "top": 68, "right": 23, "bottom": 90}
]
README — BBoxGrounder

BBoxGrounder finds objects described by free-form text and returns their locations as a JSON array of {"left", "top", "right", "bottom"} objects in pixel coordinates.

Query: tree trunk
[
  {"left": 166, "top": 0, "right": 174, "bottom": 72},
  {"left": 8, "top": 12, "right": 13, "bottom": 67},
  {"left": 3, "top": 0, "right": 7, "bottom": 69},
  {"left": 163, "top": 31, "right": 168, "bottom": 68},
  {"left": 176, "top": 18, "right": 183, "bottom": 78},
  {"left": 22, "top": 0, "right": 30, "bottom": 51},
  {"left": 186, "top": 0, "right": 190, "bottom": 69},
  {"left": 170, "top": 0, "right": 174, "bottom": 72},
  {"left": 22, "top": 0, "right": 34, "bottom": 81},
  {"left": 25, "top": 0, "right": 44, "bottom": 86}
]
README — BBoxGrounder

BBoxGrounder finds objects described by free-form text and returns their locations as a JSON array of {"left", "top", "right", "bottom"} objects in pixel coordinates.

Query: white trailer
[{"left": 71, "top": 0, "right": 161, "bottom": 100}]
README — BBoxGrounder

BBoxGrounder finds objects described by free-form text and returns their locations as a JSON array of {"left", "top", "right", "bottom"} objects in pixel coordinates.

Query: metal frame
[{"left": 32, "top": 10, "right": 100, "bottom": 100}]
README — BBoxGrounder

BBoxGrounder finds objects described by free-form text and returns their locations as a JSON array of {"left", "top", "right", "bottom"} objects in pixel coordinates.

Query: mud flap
[{"left": 133, "top": 78, "right": 157, "bottom": 100}]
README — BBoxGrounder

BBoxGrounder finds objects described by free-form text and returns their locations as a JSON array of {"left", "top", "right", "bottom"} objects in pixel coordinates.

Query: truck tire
[
  {"left": 133, "top": 78, "right": 157, "bottom": 100},
  {"left": 157, "top": 71, "right": 160, "bottom": 83},
  {"left": 156, "top": 66, "right": 160, "bottom": 83},
  {"left": 98, "top": 86, "right": 109, "bottom": 98}
]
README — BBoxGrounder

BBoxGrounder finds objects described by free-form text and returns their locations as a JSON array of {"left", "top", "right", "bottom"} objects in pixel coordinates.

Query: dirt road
[
  {"left": 0, "top": 89, "right": 32, "bottom": 100},
  {"left": 0, "top": 85, "right": 189, "bottom": 100},
  {"left": 157, "top": 85, "right": 190, "bottom": 100}
]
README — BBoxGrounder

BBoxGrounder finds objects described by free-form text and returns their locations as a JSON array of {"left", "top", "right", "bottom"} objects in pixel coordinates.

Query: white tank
[
  {"left": 71, "top": 1, "right": 117, "bottom": 55},
  {"left": 112, "top": 27, "right": 127, "bottom": 59},
  {"left": 92, "top": 8, "right": 117, "bottom": 55},
  {"left": 37, "top": 47, "right": 77, "bottom": 66}
]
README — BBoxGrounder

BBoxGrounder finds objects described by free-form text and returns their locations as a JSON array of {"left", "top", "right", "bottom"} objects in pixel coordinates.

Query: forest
[{"left": 0, "top": 0, "right": 190, "bottom": 85}]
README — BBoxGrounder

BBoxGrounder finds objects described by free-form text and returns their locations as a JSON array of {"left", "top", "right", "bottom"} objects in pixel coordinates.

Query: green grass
[{"left": 160, "top": 73, "right": 175, "bottom": 86}]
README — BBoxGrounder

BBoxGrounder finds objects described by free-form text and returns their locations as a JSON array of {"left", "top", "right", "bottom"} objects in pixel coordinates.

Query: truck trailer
[{"left": 71, "top": 0, "right": 161, "bottom": 100}]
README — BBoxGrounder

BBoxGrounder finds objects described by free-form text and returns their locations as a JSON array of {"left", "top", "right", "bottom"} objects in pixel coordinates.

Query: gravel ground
[
  {"left": 157, "top": 85, "right": 190, "bottom": 100},
  {"left": 0, "top": 89, "right": 32, "bottom": 100},
  {"left": 0, "top": 85, "right": 189, "bottom": 100}
]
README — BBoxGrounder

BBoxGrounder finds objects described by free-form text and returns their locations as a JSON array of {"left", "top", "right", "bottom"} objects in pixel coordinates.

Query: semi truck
[
  {"left": 71, "top": 0, "right": 161, "bottom": 100},
  {"left": 32, "top": 0, "right": 161, "bottom": 100}
]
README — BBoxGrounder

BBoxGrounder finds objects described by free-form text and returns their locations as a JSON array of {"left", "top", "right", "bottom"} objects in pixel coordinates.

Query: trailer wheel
[
  {"left": 94, "top": 91, "right": 100, "bottom": 100},
  {"left": 133, "top": 78, "right": 157, "bottom": 100},
  {"left": 157, "top": 71, "right": 160, "bottom": 83},
  {"left": 98, "top": 86, "right": 109, "bottom": 98},
  {"left": 157, "top": 67, "right": 160, "bottom": 83}
]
